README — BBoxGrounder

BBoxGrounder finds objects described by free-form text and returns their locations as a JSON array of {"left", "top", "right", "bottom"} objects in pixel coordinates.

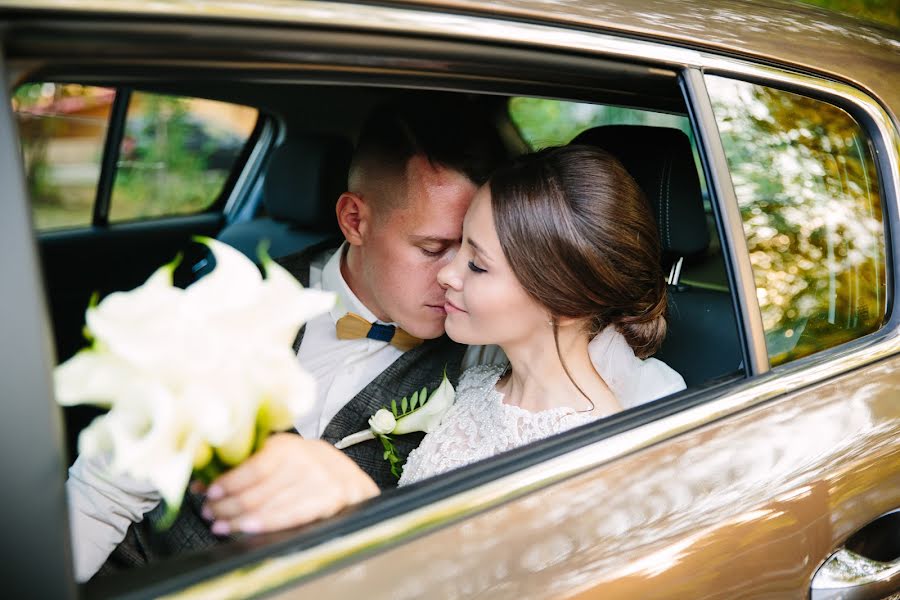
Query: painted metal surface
[
  {"left": 270, "top": 356, "right": 900, "bottom": 599},
  {"left": 0, "top": 0, "right": 897, "bottom": 114}
]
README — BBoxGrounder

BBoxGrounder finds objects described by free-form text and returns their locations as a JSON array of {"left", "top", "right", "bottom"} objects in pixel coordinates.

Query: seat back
[
  {"left": 219, "top": 134, "right": 351, "bottom": 259},
  {"left": 572, "top": 125, "right": 743, "bottom": 386}
]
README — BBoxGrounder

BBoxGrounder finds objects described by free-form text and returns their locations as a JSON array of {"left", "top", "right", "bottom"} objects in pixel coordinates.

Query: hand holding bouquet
[{"left": 55, "top": 238, "right": 334, "bottom": 523}]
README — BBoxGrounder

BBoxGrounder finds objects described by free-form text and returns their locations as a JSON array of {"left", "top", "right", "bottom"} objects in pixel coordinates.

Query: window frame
[
  {"left": 3, "top": 4, "right": 899, "bottom": 599},
  {"left": 14, "top": 80, "right": 267, "bottom": 231}
]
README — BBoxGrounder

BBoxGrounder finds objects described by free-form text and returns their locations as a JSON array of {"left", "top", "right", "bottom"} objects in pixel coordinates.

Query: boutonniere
[{"left": 335, "top": 371, "right": 455, "bottom": 478}]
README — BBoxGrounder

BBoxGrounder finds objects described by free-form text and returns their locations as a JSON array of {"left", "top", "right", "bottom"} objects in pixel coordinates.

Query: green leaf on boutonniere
[
  {"left": 378, "top": 435, "right": 404, "bottom": 478},
  {"left": 401, "top": 395, "right": 409, "bottom": 413},
  {"left": 391, "top": 398, "right": 398, "bottom": 415}
]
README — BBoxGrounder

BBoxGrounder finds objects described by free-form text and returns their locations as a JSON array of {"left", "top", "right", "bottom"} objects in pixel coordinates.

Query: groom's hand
[{"left": 200, "top": 433, "right": 379, "bottom": 535}]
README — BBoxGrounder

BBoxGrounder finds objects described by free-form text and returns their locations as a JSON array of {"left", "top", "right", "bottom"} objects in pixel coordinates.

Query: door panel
[{"left": 273, "top": 357, "right": 900, "bottom": 598}]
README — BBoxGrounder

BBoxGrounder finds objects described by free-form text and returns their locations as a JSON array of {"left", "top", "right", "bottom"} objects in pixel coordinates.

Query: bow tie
[{"left": 335, "top": 312, "right": 423, "bottom": 351}]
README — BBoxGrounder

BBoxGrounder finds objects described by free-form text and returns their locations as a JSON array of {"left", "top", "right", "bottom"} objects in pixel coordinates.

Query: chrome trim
[
  {"left": 811, "top": 549, "right": 900, "bottom": 599},
  {"left": 4, "top": 1, "right": 897, "bottom": 596},
  {"left": 681, "top": 67, "right": 769, "bottom": 375}
]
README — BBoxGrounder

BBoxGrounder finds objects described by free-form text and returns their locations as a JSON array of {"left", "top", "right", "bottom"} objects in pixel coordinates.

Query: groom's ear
[{"left": 336, "top": 192, "right": 370, "bottom": 246}]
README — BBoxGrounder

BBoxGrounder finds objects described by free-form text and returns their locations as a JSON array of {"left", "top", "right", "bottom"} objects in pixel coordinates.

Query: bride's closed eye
[{"left": 467, "top": 260, "right": 487, "bottom": 274}]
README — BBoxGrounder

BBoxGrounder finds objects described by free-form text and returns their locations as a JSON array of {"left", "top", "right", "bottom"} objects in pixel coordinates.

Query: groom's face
[{"left": 357, "top": 155, "right": 477, "bottom": 339}]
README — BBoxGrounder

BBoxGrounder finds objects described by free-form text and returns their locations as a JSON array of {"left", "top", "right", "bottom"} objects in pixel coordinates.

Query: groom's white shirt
[{"left": 295, "top": 244, "right": 405, "bottom": 438}]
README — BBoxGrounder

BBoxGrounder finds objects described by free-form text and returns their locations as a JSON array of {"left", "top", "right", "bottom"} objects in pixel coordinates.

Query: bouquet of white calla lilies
[
  {"left": 334, "top": 371, "right": 455, "bottom": 478},
  {"left": 55, "top": 237, "right": 334, "bottom": 523}
]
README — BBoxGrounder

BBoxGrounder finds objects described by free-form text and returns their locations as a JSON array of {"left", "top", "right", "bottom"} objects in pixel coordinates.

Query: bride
[
  {"left": 398, "top": 144, "right": 682, "bottom": 485},
  {"left": 212, "top": 144, "right": 684, "bottom": 519}
]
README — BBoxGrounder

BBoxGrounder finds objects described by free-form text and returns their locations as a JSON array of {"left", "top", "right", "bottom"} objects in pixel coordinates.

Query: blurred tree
[{"left": 708, "top": 78, "right": 885, "bottom": 364}]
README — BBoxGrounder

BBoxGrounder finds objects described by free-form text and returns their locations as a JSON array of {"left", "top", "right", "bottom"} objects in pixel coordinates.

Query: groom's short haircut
[{"left": 348, "top": 92, "right": 506, "bottom": 211}]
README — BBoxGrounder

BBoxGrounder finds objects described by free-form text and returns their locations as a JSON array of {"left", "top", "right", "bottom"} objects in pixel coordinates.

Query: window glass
[
  {"left": 706, "top": 76, "right": 886, "bottom": 365},
  {"left": 12, "top": 83, "right": 114, "bottom": 230},
  {"left": 110, "top": 92, "right": 258, "bottom": 222}
]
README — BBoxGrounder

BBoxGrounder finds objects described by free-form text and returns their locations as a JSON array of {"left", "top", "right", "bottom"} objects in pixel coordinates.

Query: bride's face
[{"left": 437, "top": 185, "right": 549, "bottom": 347}]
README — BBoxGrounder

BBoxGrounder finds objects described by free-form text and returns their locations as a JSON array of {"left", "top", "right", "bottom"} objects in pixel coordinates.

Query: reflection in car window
[
  {"left": 706, "top": 77, "right": 886, "bottom": 365},
  {"left": 110, "top": 92, "right": 259, "bottom": 222},
  {"left": 12, "top": 83, "right": 114, "bottom": 231}
]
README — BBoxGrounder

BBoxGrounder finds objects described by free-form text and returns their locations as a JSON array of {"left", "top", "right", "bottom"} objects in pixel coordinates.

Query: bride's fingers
[
  {"left": 205, "top": 433, "right": 292, "bottom": 500},
  {"left": 206, "top": 437, "right": 379, "bottom": 534},
  {"left": 204, "top": 460, "right": 292, "bottom": 521},
  {"left": 217, "top": 479, "right": 354, "bottom": 535}
]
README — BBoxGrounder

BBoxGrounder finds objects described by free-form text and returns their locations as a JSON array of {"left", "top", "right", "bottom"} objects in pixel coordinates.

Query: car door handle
[{"left": 811, "top": 509, "right": 900, "bottom": 600}]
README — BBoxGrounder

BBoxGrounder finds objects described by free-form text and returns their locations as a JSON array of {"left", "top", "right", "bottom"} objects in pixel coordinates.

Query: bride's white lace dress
[
  {"left": 399, "top": 327, "right": 686, "bottom": 486},
  {"left": 400, "top": 365, "right": 595, "bottom": 485}
]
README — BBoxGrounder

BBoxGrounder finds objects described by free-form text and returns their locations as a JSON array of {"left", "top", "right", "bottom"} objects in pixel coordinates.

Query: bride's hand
[{"left": 200, "top": 433, "right": 379, "bottom": 535}]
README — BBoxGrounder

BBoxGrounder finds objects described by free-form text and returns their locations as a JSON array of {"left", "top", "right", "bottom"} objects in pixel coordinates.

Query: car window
[
  {"left": 12, "top": 83, "right": 260, "bottom": 230},
  {"left": 110, "top": 92, "right": 259, "bottom": 222},
  {"left": 705, "top": 77, "right": 886, "bottom": 365},
  {"left": 12, "top": 83, "right": 114, "bottom": 230}
]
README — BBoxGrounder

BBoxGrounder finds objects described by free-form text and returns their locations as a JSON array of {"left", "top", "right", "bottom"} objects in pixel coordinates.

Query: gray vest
[{"left": 99, "top": 242, "right": 465, "bottom": 574}]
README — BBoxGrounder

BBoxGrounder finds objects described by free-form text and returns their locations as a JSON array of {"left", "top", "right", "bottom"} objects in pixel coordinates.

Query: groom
[{"left": 81, "top": 93, "right": 506, "bottom": 576}]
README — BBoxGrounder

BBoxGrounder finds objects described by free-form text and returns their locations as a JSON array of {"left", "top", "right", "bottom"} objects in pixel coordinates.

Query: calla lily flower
[
  {"left": 55, "top": 238, "right": 334, "bottom": 518},
  {"left": 334, "top": 372, "right": 456, "bottom": 450}
]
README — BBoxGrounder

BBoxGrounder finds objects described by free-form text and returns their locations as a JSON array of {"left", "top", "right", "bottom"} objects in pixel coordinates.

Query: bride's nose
[{"left": 437, "top": 257, "right": 462, "bottom": 291}]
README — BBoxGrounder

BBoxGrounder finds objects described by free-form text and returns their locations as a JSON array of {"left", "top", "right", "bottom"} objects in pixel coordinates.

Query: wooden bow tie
[{"left": 335, "top": 312, "right": 423, "bottom": 351}]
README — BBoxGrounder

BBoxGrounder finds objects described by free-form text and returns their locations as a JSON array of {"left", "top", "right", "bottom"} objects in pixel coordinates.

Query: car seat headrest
[
  {"left": 572, "top": 125, "right": 709, "bottom": 259},
  {"left": 263, "top": 135, "right": 353, "bottom": 232}
]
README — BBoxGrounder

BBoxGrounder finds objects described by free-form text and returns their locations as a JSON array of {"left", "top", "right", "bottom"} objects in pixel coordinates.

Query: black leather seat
[
  {"left": 573, "top": 125, "right": 743, "bottom": 387},
  {"left": 218, "top": 134, "right": 352, "bottom": 259}
]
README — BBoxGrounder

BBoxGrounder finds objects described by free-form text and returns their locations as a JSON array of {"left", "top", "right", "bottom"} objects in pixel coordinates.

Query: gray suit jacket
[{"left": 99, "top": 241, "right": 465, "bottom": 574}]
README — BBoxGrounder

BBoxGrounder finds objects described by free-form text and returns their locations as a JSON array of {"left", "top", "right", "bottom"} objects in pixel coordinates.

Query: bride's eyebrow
[{"left": 466, "top": 237, "right": 492, "bottom": 262}]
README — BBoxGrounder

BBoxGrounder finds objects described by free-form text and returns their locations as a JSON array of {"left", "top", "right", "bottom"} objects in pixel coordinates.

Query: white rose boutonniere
[
  {"left": 335, "top": 370, "right": 455, "bottom": 478},
  {"left": 55, "top": 237, "right": 335, "bottom": 525}
]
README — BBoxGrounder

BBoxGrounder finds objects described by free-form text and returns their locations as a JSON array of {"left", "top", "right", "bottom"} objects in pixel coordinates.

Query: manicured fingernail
[
  {"left": 211, "top": 521, "right": 231, "bottom": 536},
  {"left": 201, "top": 504, "right": 214, "bottom": 521},
  {"left": 239, "top": 518, "right": 262, "bottom": 534},
  {"left": 207, "top": 484, "right": 224, "bottom": 500}
]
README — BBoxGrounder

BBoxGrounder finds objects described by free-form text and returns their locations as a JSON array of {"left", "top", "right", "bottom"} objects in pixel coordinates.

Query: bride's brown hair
[{"left": 489, "top": 145, "right": 667, "bottom": 359}]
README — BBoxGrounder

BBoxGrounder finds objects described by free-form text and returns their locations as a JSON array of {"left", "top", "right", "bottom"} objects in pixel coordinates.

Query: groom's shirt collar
[{"left": 320, "top": 242, "right": 383, "bottom": 325}]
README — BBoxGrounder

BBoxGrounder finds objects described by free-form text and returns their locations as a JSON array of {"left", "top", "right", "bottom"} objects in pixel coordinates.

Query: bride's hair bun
[{"left": 490, "top": 145, "right": 667, "bottom": 359}]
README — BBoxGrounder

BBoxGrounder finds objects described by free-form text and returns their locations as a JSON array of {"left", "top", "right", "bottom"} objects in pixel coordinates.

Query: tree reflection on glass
[{"left": 707, "top": 77, "right": 885, "bottom": 365}]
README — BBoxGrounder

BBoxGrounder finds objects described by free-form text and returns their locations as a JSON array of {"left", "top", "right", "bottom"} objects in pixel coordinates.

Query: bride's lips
[{"left": 444, "top": 299, "right": 467, "bottom": 314}]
